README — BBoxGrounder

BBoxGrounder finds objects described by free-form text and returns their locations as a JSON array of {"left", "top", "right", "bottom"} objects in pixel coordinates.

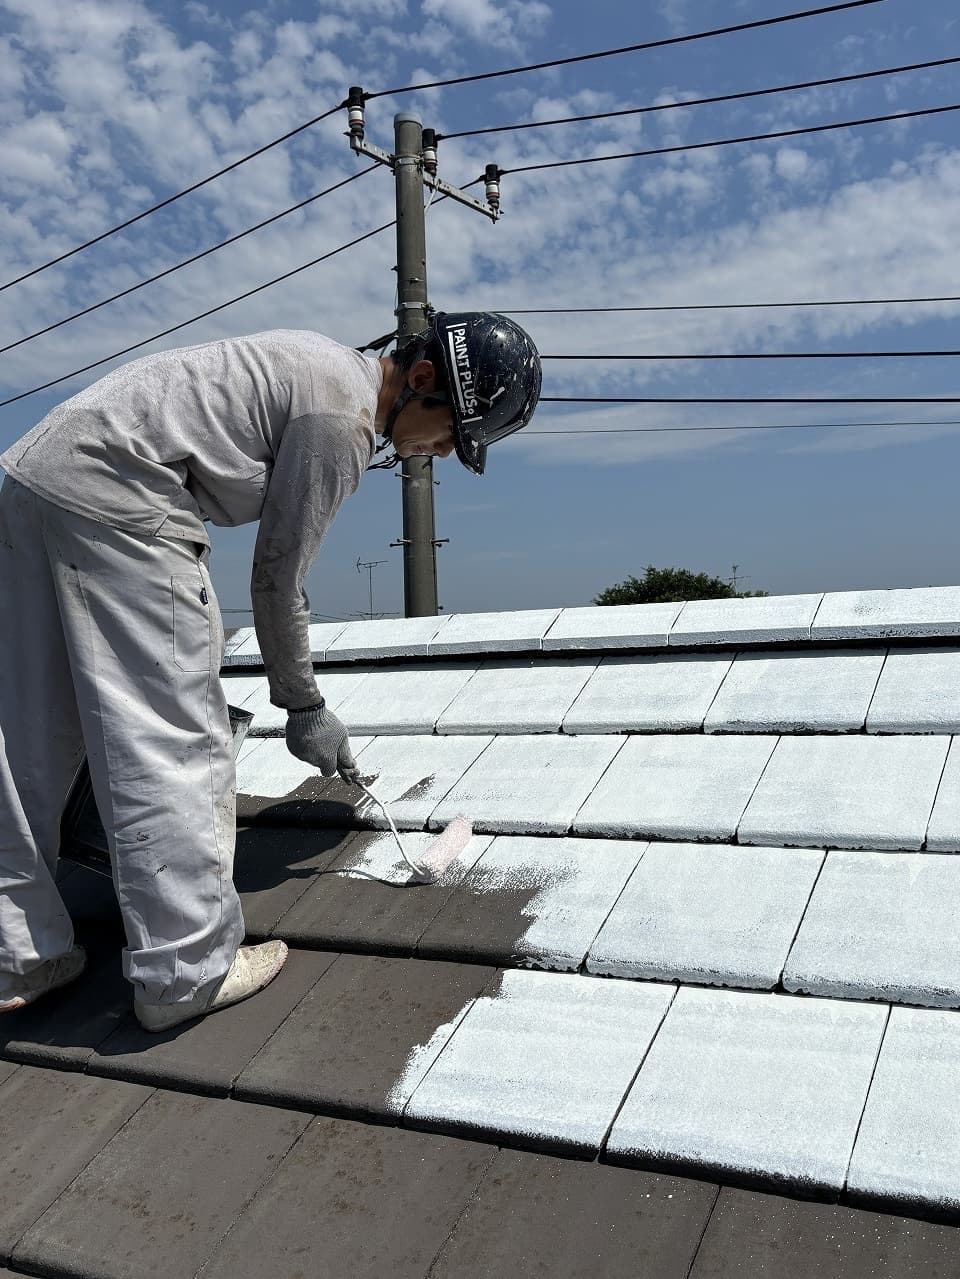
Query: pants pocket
[{"left": 171, "top": 572, "right": 211, "bottom": 672}]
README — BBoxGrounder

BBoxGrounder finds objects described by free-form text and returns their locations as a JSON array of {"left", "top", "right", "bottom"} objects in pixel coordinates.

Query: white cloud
[{"left": 421, "top": 0, "right": 550, "bottom": 50}]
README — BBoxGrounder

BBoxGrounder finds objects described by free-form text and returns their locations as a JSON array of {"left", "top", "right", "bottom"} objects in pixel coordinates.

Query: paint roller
[{"left": 355, "top": 780, "right": 473, "bottom": 884}]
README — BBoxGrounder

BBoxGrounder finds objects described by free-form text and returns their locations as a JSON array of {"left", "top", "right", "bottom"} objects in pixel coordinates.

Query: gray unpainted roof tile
[
  {"left": 427, "top": 1148, "right": 717, "bottom": 1279},
  {"left": 13, "top": 1089, "right": 310, "bottom": 1279},
  {"left": 542, "top": 603, "right": 684, "bottom": 651},
  {"left": 737, "top": 735, "right": 951, "bottom": 851},
  {"left": 333, "top": 663, "right": 478, "bottom": 734},
  {"left": 429, "top": 608, "right": 562, "bottom": 655},
  {"left": 587, "top": 842, "right": 824, "bottom": 989},
  {"left": 198, "top": 1115, "right": 495, "bottom": 1279},
  {"left": 606, "top": 986, "right": 887, "bottom": 1196},
  {"left": 273, "top": 829, "right": 494, "bottom": 954},
  {"left": 0, "top": 1066, "right": 152, "bottom": 1261},
  {"left": 234, "top": 825, "right": 356, "bottom": 938},
  {"left": 563, "top": 653, "right": 735, "bottom": 734},
  {"left": 88, "top": 948, "right": 333, "bottom": 1096},
  {"left": 429, "top": 734, "right": 625, "bottom": 835},
  {"left": 812, "top": 587, "right": 960, "bottom": 640},
  {"left": 417, "top": 834, "right": 645, "bottom": 971},
  {"left": 669, "top": 595, "right": 822, "bottom": 646},
  {"left": 404, "top": 969, "right": 675, "bottom": 1155},
  {"left": 235, "top": 953, "right": 494, "bottom": 1119},
  {"left": 783, "top": 850, "right": 960, "bottom": 1008},
  {"left": 846, "top": 1007, "right": 960, "bottom": 1215},
  {"left": 867, "top": 647, "right": 960, "bottom": 733},
  {"left": 703, "top": 649, "right": 886, "bottom": 734},
  {"left": 437, "top": 658, "right": 598, "bottom": 734},
  {"left": 573, "top": 735, "right": 777, "bottom": 841},
  {"left": 324, "top": 613, "right": 452, "bottom": 660},
  {"left": 687, "top": 1186, "right": 960, "bottom": 1277},
  {"left": 924, "top": 737, "right": 960, "bottom": 851},
  {"left": 353, "top": 734, "right": 494, "bottom": 829}
]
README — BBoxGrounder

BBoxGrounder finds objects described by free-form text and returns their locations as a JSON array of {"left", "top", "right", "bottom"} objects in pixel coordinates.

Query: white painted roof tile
[
  {"left": 220, "top": 673, "right": 269, "bottom": 709},
  {"left": 223, "top": 627, "right": 253, "bottom": 658},
  {"left": 846, "top": 1007, "right": 960, "bottom": 1213},
  {"left": 607, "top": 986, "right": 887, "bottom": 1194},
  {"left": 428, "top": 608, "right": 562, "bottom": 656},
  {"left": 237, "top": 667, "right": 376, "bottom": 736},
  {"left": 331, "top": 664, "right": 478, "bottom": 735},
  {"left": 324, "top": 614, "right": 452, "bottom": 660},
  {"left": 738, "top": 735, "right": 950, "bottom": 851},
  {"left": 703, "top": 649, "right": 885, "bottom": 734},
  {"left": 572, "top": 735, "right": 777, "bottom": 841},
  {"left": 438, "top": 834, "right": 645, "bottom": 970},
  {"left": 437, "top": 659, "right": 598, "bottom": 734},
  {"left": 541, "top": 603, "right": 683, "bottom": 651},
  {"left": 784, "top": 851, "right": 960, "bottom": 1008},
  {"left": 562, "top": 653, "right": 734, "bottom": 734},
  {"left": 352, "top": 734, "right": 494, "bottom": 830},
  {"left": 587, "top": 842, "right": 823, "bottom": 989},
  {"left": 812, "top": 586, "right": 960, "bottom": 640},
  {"left": 235, "top": 737, "right": 374, "bottom": 799},
  {"left": 225, "top": 621, "right": 350, "bottom": 667},
  {"left": 866, "top": 647, "right": 960, "bottom": 733},
  {"left": 403, "top": 969, "right": 675, "bottom": 1153},
  {"left": 669, "top": 594, "right": 822, "bottom": 646},
  {"left": 429, "top": 735, "right": 625, "bottom": 836},
  {"left": 924, "top": 738, "right": 960, "bottom": 851}
]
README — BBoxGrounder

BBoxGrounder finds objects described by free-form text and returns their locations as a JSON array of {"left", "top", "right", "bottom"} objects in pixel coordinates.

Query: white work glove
[{"left": 285, "top": 700, "right": 361, "bottom": 784}]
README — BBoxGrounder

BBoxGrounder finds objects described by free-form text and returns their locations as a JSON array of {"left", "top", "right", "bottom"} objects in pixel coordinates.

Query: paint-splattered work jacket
[{"left": 0, "top": 330, "right": 379, "bottom": 709}]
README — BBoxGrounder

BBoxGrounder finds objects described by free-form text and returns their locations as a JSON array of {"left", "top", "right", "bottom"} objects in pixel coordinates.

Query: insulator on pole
[
  {"left": 484, "top": 163, "right": 501, "bottom": 214},
  {"left": 422, "top": 128, "right": 438, "bottom": 176},
  {"left": 347, "top": 86, "right": 366, "bottom": 140}
]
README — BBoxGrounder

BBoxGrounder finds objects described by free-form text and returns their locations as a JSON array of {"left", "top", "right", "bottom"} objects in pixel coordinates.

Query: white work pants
[{"left": 0, "top": 476, "right": 244, "bottom": 1004}]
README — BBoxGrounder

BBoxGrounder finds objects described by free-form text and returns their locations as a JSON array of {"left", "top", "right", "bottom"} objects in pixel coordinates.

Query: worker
[{"left": 0, "top": 312, "right": 541, "bottom": 1031}]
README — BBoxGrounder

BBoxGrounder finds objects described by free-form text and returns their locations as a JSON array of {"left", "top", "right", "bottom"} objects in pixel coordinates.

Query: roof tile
[
  {"left": 542, "top": 603, "right": 683, "bottom": 651},
  {"left": 812, "top": 587, "right": 960, "bottom": 641},
  {"left": 437, "top": 658, "right": 598, "bottom": 734},
  {"left": 867, "top": 646, "right": 960, "bottom": 733},
  {"left": 847, "top": 1007, "right": 960, "bottom": 1215},
  {"left": 587, "top": 842, "right": 823, "bottom": 989},
  {"left": 563, "top": 653, "right": 734, "bottom": 734},
  {"left": 429, "top": 734, "right": 625, "bottom": 835},
  {"left": 607, "top": 986, "right": 887, "bottom": 1195},
  {"left": 404, "top": 969, "right": 675, "bottom": 1154},
  {"left": 783, "top": 850, "right": 960, "bottom": 1007},
  {"left": 704, "top": 649, "right": 886, "bottom": 734},
  {"left": 573, "top": 735, "right": 777, "bottom": 841},
  {"left": 738, "top": 735, "right": 950, "bottom": 850},
  {"left": 428, "top": 608, "right": 562, "bottom": 656},
  {"left": 669, "top": 594, "right": 822, "bottom": 646}
]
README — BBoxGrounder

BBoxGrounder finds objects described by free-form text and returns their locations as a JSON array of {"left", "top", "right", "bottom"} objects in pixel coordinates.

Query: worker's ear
[{"left": 407, "top": 358, "right": 437, "bottom": 394}]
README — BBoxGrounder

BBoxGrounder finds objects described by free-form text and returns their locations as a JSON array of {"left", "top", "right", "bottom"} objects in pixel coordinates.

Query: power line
[
  {"left": 501, "top": 102, "right": 960, "bottom": 177},
  {"left": 0, "top": 2, "right": 886, "bottom": 293},
  {"left": 502, "top": 297, "right": 960, "bottom": 313},
  {"left": 0, "top": 167, "right": 377, "bottom": 357},
  {"left": 540, "top": 350, "right": 960, "bottom": 360},
  {"left": 439, "top": 55, "right": 960, "bottom": 141},
  {"left": 541, "top": 396, "right": 960, "bottom": 404},
  {"left": 0, "top": 211, "right": 395, "bottom": 410},
  {"left": 371, "top": 1, "right": 889, "bottom": 98},
  {"left": 0, "top": 104, "right": 348, "bottom": 294},
  {"left": 526, "top": 417, "right": 960, "bottom": 434}
]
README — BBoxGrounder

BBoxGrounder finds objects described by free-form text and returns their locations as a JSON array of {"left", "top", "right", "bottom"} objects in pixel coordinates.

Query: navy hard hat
[{"left": 431, "top": 311, "right": 542, "bottom": 475}]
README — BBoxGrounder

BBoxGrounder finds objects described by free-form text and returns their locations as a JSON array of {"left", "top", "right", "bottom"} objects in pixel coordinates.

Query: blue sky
[{"left": 1, "top": 0, "right": 959, "bottom": 620}]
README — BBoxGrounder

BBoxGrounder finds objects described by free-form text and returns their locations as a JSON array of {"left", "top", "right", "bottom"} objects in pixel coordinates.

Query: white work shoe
[
  {"left": 0, "top": 945, "right": 88, "bottom": 1012},
  {"left": 134, "top": 940, "right": 289, "bottom": 1033}
]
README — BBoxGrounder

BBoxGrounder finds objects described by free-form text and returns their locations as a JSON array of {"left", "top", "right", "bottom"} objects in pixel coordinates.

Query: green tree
[{"left": 593, "top": 565, "right": 768, "bottom": 605}]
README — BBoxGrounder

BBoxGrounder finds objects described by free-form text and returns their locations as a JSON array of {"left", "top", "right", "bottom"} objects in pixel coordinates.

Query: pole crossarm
[{"left": 349, "top": 133, "right": 499, "bottom": 220}]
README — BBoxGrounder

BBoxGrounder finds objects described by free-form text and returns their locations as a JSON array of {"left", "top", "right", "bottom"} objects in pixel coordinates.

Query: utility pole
[
  {"left": 356, "top": 556, "right": 387, "bottom": 620},
  {"left": 394, "top": 113, "right": 437, "bottom": 616},
  {"left": 345, "top": 89, "right": 501, "bottom": 616}
]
